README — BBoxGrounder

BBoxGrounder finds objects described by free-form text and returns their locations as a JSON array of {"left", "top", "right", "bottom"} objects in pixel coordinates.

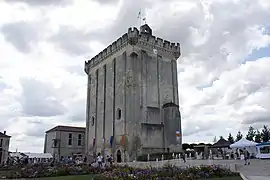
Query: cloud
[
  {"left": 19, "top": 78, "right": 67, "bottom": 117},
  {"left": 0, "top": 76, "right": 7, "bottom": 91},
  {"left": 24, "top": 119, "right": 54, "bottom": 137},
  {"left": 5, "top": 0, "right": 71, "bottom": 6},
  {"left": 0, "top": 0, "right": 270, "bottom": 151},
  {"left": 49, "top": 26, "right": 93, "bottom": 56},
  {"left": 1, "top": 21, "right": 44, "bottom": 53},
  {"left": 93, "top": 0, "right": 120, "bottom": 5}
]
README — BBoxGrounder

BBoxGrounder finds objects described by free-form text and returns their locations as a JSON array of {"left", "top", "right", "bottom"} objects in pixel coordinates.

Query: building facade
[
  {"left": 44, "top": 126, "right": 85, "bottom": 160},
  {"left": 0, "top": 131, "right": 11, "bottom": 164},
  {"left": 84, "top": 24, "right": 182, "bottom": 162}
]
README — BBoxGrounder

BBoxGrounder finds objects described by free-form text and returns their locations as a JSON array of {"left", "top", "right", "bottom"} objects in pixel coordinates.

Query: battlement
[
  {"left": 138, "top": 33, "right": 180, "bottom": 56},
  {"left": 85, "top": 24, "right": 181, "bottom": 74}
]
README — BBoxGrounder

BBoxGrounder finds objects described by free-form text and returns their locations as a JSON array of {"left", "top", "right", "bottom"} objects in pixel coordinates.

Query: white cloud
[{"left": 0, "top": 0, "right": 270, "bottom": 152}]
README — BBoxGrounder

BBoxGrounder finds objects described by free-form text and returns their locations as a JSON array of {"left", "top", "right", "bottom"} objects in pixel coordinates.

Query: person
[
  {"left": 243, "top": 148, "right": 250, "bottom": 165},
  {"left": 181, "top": 152, "right": 186, "bottom": 163},
  {"left": 108, "top": 154, "right": 113, "bottom": 165},
  {"left": 97, "top": 153, "right": 103, "bottom": 167}
]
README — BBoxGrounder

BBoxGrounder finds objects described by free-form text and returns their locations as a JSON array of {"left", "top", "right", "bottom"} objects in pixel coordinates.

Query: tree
[
  {"left": 182, "top": 143, "right": 190, "bottom": 150},
  {"left": 227, "top": 133, "right": 234, "bottom": 144},
  {"left": 261, "top": 125, "right": 270, "bottom": 142},
  {"left": 236, "top": 131, "right": 243, "bottom": 141},
  {"left": 254, "top": 130, "right": 262, "bottom": 143},
  {"left": 219, "top": 136, "right": 224, "bottom": 140},
  {"left": 246, "top": 126, "right": 255, "bottom": 141}
]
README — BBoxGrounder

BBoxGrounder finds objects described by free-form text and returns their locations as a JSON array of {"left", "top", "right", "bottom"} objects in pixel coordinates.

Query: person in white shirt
[{"left": 97, "top": 153, "right": 103, "bottom": 167}]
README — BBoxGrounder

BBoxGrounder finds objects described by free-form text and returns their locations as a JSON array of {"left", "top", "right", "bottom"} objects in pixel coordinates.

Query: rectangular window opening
[
  {"left": 68, "top": 133, "right": 72, "bottom": 145},
  {"left": 78, "top": 134, "right": 82, "bottom": 146}
]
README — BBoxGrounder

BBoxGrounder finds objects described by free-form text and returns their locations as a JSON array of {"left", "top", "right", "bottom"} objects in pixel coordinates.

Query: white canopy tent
[
  {"left": 230, "top": 138, "right": 258, "bottom": 148},
  {"left": 230, "top": 138, "right": 258, "bottom": 158}
]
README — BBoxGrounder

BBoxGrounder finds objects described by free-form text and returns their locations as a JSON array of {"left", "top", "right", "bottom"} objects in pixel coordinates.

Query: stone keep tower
[{"left": 84, "top": 24, "right": 182, "bottom": 162}]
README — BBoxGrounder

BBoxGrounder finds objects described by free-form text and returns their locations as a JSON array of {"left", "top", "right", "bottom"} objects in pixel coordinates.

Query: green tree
[
  {"left": 219, "top": 136, "right": 224, "bottom": 140},
  {"left": 254, "top": 129, "right": 262, "bottom": 143},
  {"left": 261, "top": 125, "right": 270, "bottom": 142},
  {"left": 182, "top": 143, "right": 190, "bottom": 150},
  {"left": 246, "top": 126, "right": 255, "bottom": 141},
  {"left": 236, "top": 131, "right": 243, "bottom": 141},
  {"left": 227, "top": 133, "right": 234, "bottom": 144}
]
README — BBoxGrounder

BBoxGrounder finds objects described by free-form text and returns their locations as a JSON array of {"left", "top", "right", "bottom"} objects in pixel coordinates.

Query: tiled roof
[
  {"left": 0, "top": 132, "right": 11, "bottom": 138},
  {"left": 46, "top": 125, "right": 85, "bottom": 133}
]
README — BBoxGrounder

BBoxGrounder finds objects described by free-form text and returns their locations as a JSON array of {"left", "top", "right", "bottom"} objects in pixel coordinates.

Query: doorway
[{"left": 116, "top": 150, "right": 122, "bottom": 163}]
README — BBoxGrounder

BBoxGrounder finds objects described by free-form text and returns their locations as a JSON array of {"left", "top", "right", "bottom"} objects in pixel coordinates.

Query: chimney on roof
[{"left": 3, "top": 131, "right": 6, "bottom": 135}]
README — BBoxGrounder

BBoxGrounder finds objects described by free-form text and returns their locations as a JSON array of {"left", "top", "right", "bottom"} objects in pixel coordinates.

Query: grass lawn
[
  {"left": 38, "top": 175, "right": 242, "bottom": 180},
  {"left": 38, "top": 174, "right": 96, "bottom": 180}
]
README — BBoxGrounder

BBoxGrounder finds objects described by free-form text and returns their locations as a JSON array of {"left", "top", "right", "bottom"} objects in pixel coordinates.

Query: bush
[
  {"left": 99, "top": 165, "right": 239, "bottom": 180},
  {"left": 0, "top": 163, "right": 239, "bottom": 179}
]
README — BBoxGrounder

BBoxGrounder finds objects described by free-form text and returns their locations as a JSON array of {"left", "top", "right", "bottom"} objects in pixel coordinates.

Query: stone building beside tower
[{"left": 84, "top": 24, "right": 182, "bottom": 162}]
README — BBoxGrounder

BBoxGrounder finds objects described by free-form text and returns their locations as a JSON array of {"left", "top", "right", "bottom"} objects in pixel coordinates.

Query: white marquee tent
[
  {"left": 230, "top": 138, "right": 258, "bottom": 149},
  {"left": 230, "top": 138, "right": 258, "bottom": 157}
]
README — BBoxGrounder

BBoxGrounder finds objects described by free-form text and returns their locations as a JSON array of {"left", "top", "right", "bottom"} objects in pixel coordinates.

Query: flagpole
[
  {"left": 140, "top": 8, "right": 142, "bottom": 26},
  {"left": 137, "top": 8, "right": 142, "bottom": 28}
]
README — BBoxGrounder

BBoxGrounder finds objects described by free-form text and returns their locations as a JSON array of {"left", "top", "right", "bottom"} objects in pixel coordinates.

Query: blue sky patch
[{"left": 245, "top": 45, "right": 270, "bottom": 62}]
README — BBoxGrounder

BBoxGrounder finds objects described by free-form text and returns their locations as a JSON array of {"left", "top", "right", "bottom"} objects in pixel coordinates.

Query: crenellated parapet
[
  {"left": 85, "top": 24, "right": 181, "bottom": 74},
  {"left": 84, "top": 31, "right": 130, "bottom": 74},
  {"left": 137, "top": 31, "right": 181, "bottom": 59}
]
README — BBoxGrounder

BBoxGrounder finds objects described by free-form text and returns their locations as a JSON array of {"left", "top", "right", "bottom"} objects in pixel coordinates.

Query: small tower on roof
[{"left": 140, "top": 24, "right": 152, "bottom": 35}]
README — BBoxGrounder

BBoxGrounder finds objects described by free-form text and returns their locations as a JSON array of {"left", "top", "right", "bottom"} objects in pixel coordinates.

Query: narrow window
[
  {"left": 0, "top": 139, "right": 2, "bottom": 147},
  {"left": 68, "top": 133, "right": 72, "bottom": 145},
  {"left": 78, "top": 134, "right": 82, "bottom": 146},
  {"left": 116, "top": 108, "right": 122, "bottom": 120},
  {"left": 91, "top": 116, "right": 95, "bottom": 126}
]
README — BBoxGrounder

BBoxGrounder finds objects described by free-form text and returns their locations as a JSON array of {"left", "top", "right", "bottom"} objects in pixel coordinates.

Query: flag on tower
[
  {"left": 176, "top": 130, "right": 181, "bottom": 137},
  {"left": 176, "top": 130, "right": 181, "bottom": 143},
  {"left": 110, "top": 136, "right": 114, "bottom": 147},
  {"left": 121, "top": 135, "right": 125, "bottom": 145}
]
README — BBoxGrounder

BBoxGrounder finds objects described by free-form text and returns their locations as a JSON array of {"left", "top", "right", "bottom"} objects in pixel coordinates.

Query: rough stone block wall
[
  {"left": 104, "top": 61, "right": 114, "bottom": 148},
  {"left": 85, "top": 24, "right": 181, "bottom": 161}
]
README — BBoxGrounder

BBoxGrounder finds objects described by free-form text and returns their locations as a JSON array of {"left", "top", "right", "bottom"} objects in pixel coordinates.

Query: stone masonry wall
[{"left": 85, "top": 25, "right": 181, "bottom": 161}]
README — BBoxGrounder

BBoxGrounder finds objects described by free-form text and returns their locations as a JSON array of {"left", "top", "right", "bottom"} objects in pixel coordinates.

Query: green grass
[
  {"left": 38, "top": 174, "right": 96, "bottom": 180},
  {"left": 38, "top": 175, "right": 242, "bottom": 180}
]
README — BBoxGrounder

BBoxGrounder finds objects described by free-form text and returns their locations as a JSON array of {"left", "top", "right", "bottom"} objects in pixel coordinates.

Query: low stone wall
[{"left": 119, "top": 159, "right": 237, "bottom": 172}]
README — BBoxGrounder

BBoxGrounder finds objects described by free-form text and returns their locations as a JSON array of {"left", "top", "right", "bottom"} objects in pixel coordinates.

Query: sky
[{"left": 0, "top": 0, "right": 270, "bottom": 153}]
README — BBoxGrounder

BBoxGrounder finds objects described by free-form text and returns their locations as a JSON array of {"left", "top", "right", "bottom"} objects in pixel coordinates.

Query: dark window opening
[
  {"left": 116, "top": 108, "right": 122, "bottom": 120},
  {"left": 78, "top": 134, "right": 82, "bottom": 146},
  {"left": 68, "top": 133, "right": 72, "bottom": 145},
  {"left": 91, "top": 116, "right": 95, "bottom": 126},
  {"left": 0, "top": 139, "right": 2, "bottom": 147}
]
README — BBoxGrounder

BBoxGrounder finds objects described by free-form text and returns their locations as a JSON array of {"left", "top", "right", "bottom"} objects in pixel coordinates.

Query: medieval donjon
[{"left": 84, "top": 24, "right": 182, "bottom": 162}]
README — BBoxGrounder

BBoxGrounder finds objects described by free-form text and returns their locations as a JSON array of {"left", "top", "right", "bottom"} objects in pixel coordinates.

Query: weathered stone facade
[
  {"left": 0, "top": 131, "right": 11, "bottom": 165},
  {"left": 85, "top": 24, "right": 182, "bottom": 162},
  {"left": 44, "top": 126, "right": 85, "bottom": 160}
]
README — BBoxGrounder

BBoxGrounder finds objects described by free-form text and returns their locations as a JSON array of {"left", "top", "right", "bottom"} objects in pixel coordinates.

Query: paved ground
[
  {"left": 235, "top": 159, "right": 270, "bottom": 176},
  {"left": 245, "top": 176, "right": 270, "bottom": 180},
  {"left": 122, "top": 159, "right": 270, "bottom": 179},
  {"left": 236, "top": 159, "right": 270, "bottom": 180}
]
